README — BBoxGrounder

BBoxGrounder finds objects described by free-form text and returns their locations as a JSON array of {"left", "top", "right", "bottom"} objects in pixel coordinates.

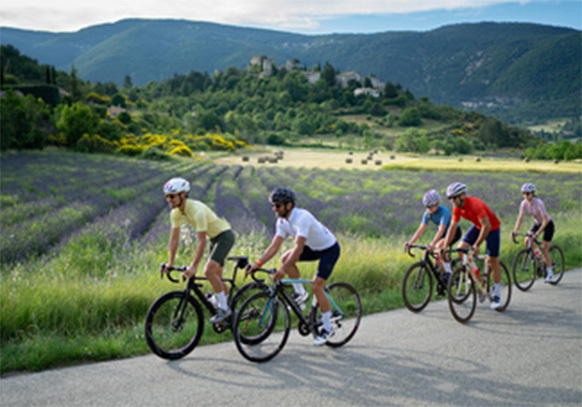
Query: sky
[{"left": 0, "top": 0, "right": 580, "bottom": 34}]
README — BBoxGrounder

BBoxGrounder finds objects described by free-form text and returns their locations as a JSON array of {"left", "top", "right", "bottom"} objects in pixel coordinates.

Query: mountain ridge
[{"left": 1, "top": 19, "right": 580, "bottom": 122}]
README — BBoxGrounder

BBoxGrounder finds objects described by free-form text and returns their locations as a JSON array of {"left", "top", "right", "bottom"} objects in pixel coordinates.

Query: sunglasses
[
  {"left": 272, "top": 203, "right": 284, "bottom": 209},
  {"left": 165, "top": 194, "right": 177, "bottom": 200},
  {"left": 448, "top": 195, "right": 460, "bottom": 201}
]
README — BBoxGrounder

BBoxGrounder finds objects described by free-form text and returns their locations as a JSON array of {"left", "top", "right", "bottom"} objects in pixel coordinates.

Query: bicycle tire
[
  {"left": 447, "top": 266, "right": 476, "bottom": 324},
  {"left": 233, "top": 291, "right": 290, "bottom": 363},
  {"left": 548, "top": 245, "right": 565, "bottom": 285},
  {"left": 402, "top": 262, "right": 433, "bottom": 313},
  {"left": 145, "top": 291, "right": 204, "bottom": 360},
  {"left": 487, "top": 261, "right": 512, "bottom": 312},
  {"left": 311, "top": 282, "right": 362, "bottom": 348},
  {"left": 512, "top": 249, "right": 536, "bottom": 291},
  {"left": 232, "top": 283, "right": 274, "bottom": 345}
]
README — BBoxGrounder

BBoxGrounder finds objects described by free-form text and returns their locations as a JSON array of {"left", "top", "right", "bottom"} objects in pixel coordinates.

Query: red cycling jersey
[{"left": 452, "top": 196, "right": 501, "bottom": 231}]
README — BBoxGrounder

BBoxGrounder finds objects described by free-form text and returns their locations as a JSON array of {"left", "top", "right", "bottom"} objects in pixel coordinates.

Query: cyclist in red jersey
[{"left": 444, "top": 182, "right": 503, "bottom": 309}]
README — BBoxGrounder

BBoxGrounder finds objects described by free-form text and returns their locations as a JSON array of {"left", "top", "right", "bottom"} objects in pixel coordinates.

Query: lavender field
[{"left": 1, "top": 150, "right": 581, "bottom": 372}]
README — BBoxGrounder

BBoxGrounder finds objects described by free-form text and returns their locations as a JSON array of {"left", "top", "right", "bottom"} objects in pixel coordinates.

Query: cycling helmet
[
  {"left": 269, "top": 187, "right": 296, "bottom": 204},
  {"left": 521, "top": 183, "right": 536, "bottom": 193},
  {"left": 163, "top": 177, "right": 190, "bottom": 195},
  {"left": 446, "top": 182, "right": 467, "bottom": 198},
  {"left": 422, "top": 189, "right": 440, "bottom": 207}
]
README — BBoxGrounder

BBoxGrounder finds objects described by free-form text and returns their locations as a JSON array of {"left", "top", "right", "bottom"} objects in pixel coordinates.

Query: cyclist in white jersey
[
  {"left": 511, "top": 183, "right": 555, "bottom": 282},
  {"left": 247, "top": 187, "right": 341, "bottom": 345}
]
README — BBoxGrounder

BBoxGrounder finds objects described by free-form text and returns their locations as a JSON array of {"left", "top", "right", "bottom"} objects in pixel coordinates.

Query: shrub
[
  {"left": 76, "top": 134, "right": 118, "bottom": 153},
  {"left": 117, "top": 144, "right": 144, "bottom": 156}
]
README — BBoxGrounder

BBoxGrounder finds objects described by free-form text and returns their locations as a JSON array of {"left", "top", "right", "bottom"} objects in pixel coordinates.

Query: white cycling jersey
[{"left": 275, "top": 208, "right": 336, "bottom": 251}]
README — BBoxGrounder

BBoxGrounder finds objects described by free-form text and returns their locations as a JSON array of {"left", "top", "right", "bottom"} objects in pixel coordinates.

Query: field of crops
[{"left": 1, "top": 150, "right": 581, "bottom": 372}]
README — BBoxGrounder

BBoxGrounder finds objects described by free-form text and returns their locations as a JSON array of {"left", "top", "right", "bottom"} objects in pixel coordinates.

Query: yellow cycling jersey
[{"left": 170, "top": 199, "right": 231, "bottom": 238}]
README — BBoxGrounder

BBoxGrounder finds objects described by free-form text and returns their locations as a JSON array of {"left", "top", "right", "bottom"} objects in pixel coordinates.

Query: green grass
[{"left": 1, "top": 210, "right": 580, "bottom": 374}]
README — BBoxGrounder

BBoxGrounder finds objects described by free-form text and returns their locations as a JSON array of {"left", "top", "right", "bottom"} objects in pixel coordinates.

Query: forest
[{"left": 1, "top": 44, "right": 581, "bottom": 161}]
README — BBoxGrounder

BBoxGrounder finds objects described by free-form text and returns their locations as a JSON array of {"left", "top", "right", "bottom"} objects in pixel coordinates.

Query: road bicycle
[
  {"left": 447, "top": 248, "right": 512, "bottom": 324},
  {"left": 511, "top": 232, "right": 564, "bottom": 291},
  {"left": 144, "top": 256, "right": 262, "bottom": 360},
  {"left": 232, "top": 268, "right": 362, "bottom": 363},
  {"left": 402, "top": 244, "right": 460, "bottom": 312}
]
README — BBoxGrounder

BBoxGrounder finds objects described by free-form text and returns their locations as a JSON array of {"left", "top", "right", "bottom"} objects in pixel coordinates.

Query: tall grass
[{"left": 1, "top": 210, "right": 580, "bottom": 373}]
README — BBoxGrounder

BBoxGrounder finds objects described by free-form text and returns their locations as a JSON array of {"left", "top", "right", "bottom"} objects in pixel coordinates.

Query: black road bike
[
  {"left": 232, "top": 268, "right": 362, "bottom": 363},
  {"left": 402, "top": 245, "right": 459, "bottom": 312},
  {"left": 144, "top": 256, "right": 262, "bottom": 360},
  {"left": 511, "top": 232, "right": 564, "bottom": 291}
]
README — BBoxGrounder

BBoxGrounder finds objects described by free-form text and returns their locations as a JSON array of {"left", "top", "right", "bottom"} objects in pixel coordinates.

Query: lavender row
[{"left": 214, "top": 166, "right": 267, "bottom": 236}]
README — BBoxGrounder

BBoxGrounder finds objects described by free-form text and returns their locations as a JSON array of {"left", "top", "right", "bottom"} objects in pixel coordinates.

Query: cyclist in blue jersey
[
  {"left": 247, "top": 187, "right": 341, "bottom": 346},
  {"left": 404, "top": 189, "right": 461, "bottom": 292}
]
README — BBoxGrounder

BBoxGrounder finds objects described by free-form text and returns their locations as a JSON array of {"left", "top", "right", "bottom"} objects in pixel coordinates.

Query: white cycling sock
[
  {"left": 444, "top": 262, "right": 452, "bottom": 274},
  {"left": 293, "top": 283, "right": 306, "bottom": 295},
  {"left": 322, "top": 311, "right": 332, "bottom": 332},
  {"left": 216, "top": 291, "right": 228, "bottom": 311},
  {"left": 547, "top": 266, "right": 554, "bottom": 275},
  {"left": 494, "top": 283, "right": 502, "bottom": 298}
]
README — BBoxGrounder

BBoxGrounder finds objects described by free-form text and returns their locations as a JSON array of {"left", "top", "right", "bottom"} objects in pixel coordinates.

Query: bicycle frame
[
  {"left": 163, "top": 256, "right": 250, "bottom": 320},
  {"left": 255, "top": 276, "right": 340, "bottom": 335},
  {"left": 458, "top": 251, "right": 492, "bottom": 301},
  {"left": 406, "top": 245, "right": 449, "bottom": 290}
]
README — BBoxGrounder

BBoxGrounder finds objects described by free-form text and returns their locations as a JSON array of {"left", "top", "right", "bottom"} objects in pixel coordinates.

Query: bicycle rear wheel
[
  {"left": 402, "top": 262, "right": 433, "bottom": 313},
  {"left": 487, "top": 261, "right": 512, "bottom": 312},
  {"left": 233, "top": 291, "right": 290, "bottom": 363},
  {"left": 447, "top": 266, "right": 476, "bottom": 324},
  {"left": 312, "top": 282, "right": 362, "bottom": 348},
  {"left": 548, "top": 245, "right": 565, "bottom": 285},
  {"left": 145, "top": 291, "right": 204, "bottom": 360},
  {"left": 512, "top": 249, "right": 536, "bottom": 291}
]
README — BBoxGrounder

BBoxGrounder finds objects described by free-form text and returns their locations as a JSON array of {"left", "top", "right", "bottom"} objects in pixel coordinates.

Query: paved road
[{"left": 2, "top": 270, "right": 581, "bottom": 407}]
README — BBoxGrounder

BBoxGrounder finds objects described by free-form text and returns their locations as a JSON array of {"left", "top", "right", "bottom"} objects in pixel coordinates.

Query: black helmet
[{"left": 269, "top": 187, "right": 296, "bottom": 204}]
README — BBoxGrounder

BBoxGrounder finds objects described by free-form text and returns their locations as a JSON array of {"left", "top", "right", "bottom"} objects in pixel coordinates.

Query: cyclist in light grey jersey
[{"left": 247, "top": 187, "right": 341, "bottom": 346}]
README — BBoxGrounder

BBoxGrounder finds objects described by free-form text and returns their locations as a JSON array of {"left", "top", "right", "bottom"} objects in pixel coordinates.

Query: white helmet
[
  {"left": 446, "top": 182, "right": 467, "bottom": 198},
  {"left": 163, "top": 177, "right": 190, "bottom": 195},
  {"left": 422, "top": 189, "right": 440, "bottom": 207},
  {"left": 521, "top": 183, "right": 536, "bottom": 193}
]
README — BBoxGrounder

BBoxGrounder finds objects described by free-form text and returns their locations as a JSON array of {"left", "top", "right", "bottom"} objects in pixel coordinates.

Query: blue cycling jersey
[{"left": 422, "top": 205, "right": 452, "bottom": 235}]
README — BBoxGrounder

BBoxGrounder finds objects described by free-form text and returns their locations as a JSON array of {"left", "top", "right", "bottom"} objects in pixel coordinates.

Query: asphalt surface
[{"left": 1, "top": 269, "right": 581, "bottom": 407}]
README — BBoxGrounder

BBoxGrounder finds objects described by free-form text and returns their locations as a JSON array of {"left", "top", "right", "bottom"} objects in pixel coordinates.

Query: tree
[
  {"left": 57, "top": 102, "right": 98, "bottom": 147},
  {"left": 0, "top": 91, "right": 51, "bottom": 150},
  {"left": 399, "top": 107, "right": 422, "bottom": 126},
  {"left": 321, "top": 63, "right": 336, "bottom": 87},
  {"left": 69, "top": 65, "right": 82, "bottom": 101},
  {"left": 123, "top": 74, "right": 133, "bottom": 88}
]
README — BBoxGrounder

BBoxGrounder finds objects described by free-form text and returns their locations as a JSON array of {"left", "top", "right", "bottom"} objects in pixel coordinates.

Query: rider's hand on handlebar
[
  {"left": 404, "top": 242, "right": 411, "bottom": 252},
  {"left": 181, "top": 264, "right": 197, "bottom": 280},
  {"left": 245, "top": 262, "right": 258, "bottom": 278}
]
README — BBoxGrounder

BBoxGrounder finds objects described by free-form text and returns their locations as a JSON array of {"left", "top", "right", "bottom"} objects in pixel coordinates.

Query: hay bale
[
  {"left": 346, "top": 158, "right": 353, "bottom": 164},
  {"left": 525, "top": 158, "right": 530, "bottom": 163},
  {"left": 390, "top": 155, "right": 395, "bottom": 160},
  {"left": 361, "top": 159, "right": 368, "bottom": 165},
  {"left": 242, "top": 155, "right": 250, "bottom": 162},
  {"left": 476, "top": 157, "right": 481, "bottom": 162},
  {"left": 257, "top": 157, "right": 266, "bottom": 164},
  {"left": 268, "top": 157, "right": 278, "bottom": 163},
  {"left": 375, "top": 160, "right": 382, "bottom": 165},
  {"left": 349, "top": 151, "right": 353, "bottom": 155},
  {"left": 554, "top": 159, "right": 559, "bottom": 164},
  {"left": 458, "top": 158, "right": 463, "bottom": 162}
]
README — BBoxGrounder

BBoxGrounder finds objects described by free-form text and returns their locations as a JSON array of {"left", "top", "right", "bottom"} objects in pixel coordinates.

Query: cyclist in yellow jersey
[{"left": 162, "top": 177, "right": 236, "bottom": 323}]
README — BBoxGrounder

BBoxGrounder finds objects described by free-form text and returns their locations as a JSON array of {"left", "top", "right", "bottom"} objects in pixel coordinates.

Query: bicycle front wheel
[
  {"left": 313, "top": 282, "right": 362, "bottom": 348},
  {"left": 548, "top": 245, "right": 565, "bottom": 285},
  {"left": 447, "top": 266, "right": 476, "bottom": 324},
  {"left": 512, "top": 249, "right": 536, "bottom": 291},
  {"left": 402, "top": 262, "right": 433, "bottom": 313},
  {"left": 233, "top": 291, "right": 290, "bottom": 363},
  {"left": 145, "top": 291, "right": 204, "bottom": 360}
]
